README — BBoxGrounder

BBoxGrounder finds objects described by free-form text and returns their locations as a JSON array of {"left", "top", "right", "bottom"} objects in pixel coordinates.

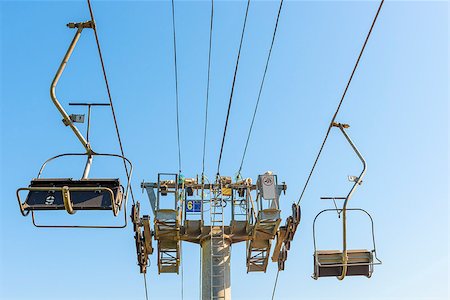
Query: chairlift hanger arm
[
  {"left": 332, "top": 122, "right": 367, "bottom": 211},
  {"left": 50, "top": 21, "right": 94, "bottom": 154},
  {"left": 331, "top": 122, "right": 368, "bottom": 280}
]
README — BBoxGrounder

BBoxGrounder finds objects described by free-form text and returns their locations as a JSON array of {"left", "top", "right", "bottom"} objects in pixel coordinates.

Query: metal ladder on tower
[{"left": 210, "top": 185, "right": 226, "bottom": 300}]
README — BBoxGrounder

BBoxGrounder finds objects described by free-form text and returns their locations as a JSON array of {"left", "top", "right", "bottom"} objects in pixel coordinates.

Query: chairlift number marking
[
  {"left": 45, "top": 195, "right": 55, "bottom": 205},
  {"left": 186, "top": 200, "right": 201, "bottom": 213}
]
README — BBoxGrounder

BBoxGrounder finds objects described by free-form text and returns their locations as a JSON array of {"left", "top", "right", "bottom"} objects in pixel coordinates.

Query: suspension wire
[
  {"left": 170, "top": 3, "right": 183, "bottom": 297},
  {"left": 237, "top": 0, "right": 283, "bottom": 176},
  {"left": 201, "top": 0, "right": 214, "bottom": 178},
  {"left": 296, "top": 0, "right": 385, "bottom": 206},
  {"left": 86, "top": 0, "right": 136, "bottom": 205},
  {"left": 271, "top": 269, "right": 280, "bottom": 300},
  {"left": 216, "top": 0, "right": 251, "bottom": 176},
  {"left": 171, "top": 0, "right": 182, "bottom": 174},
  {"left": 199, "top": 245, "right": 202, "bottom": 300},
  {"left": 143, "top": 273, "right": 149, "bottom": 300},
  {"left": 181, "top": 242, "right": 184, "bottom": 300}
]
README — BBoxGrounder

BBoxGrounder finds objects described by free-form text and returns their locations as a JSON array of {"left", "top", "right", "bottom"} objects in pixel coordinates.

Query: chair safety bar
[
  {"left": 17, "top": 152, "right": 133, "bottom": 229},
  {"left": 29, "top": 206, "right": 128, "bottom": 229},
  {"left": 36, "top": 152, "right": 133, "bottom": 204},
  {"left": 314, "top": 257, "right": 382, "bottom": 268},
  {"left": 312, "top": 208, "right": 382, "bottom": 274}
]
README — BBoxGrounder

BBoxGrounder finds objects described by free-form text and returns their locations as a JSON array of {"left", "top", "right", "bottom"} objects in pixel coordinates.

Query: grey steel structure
[{"left": 134, "top": 172, "right": 300, "bottom": 300}]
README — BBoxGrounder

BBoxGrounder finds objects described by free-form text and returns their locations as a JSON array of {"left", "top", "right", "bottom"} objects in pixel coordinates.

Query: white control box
[{"left": 258, "top": 173, "right": 276, "bottom": 200}]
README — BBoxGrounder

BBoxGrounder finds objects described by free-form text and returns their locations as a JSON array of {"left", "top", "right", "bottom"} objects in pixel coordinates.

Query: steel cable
[
  {"left": 181, "top": 242, "right": 184, "bottom": 300},
  {"left": 271, "top": 269, "right": 280, "bottom": 300},
  {"left": 171, "top": 0, "right": 183, "bottom": 174},
  {"left": 237, "top": 0, "right": 283, "bottom": 176},
  {"left": 216, "top": 0, "right": 251, "bottom": 176},
  {"left": 296, "top": 0, "right": 385, "bottom": 206},
  {"left": 143, "top": 273, "right": 149, "bottom": 300},
  {"left": 86, "top": 0, "right": 136, "bottom": 205},
  {"left": 202, "top": 0, "right": 214, "bottom": 178}
]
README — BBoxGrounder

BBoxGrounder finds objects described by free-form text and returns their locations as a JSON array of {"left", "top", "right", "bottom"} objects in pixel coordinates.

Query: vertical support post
[
  {"left": 201, "top": 237, "right": 231, "bottom": 300},
  {"left": 82, "top": 104, "right": 92, "bottom": 180},
  {"left": 157, "top": 173, "right": 161, "bottom": 211},
  {"left": 82, "top": 154, "right": 93, "bottom": 179},
  {"left": 231, "top": 190, "right": 235, "bottom": 222},
  {"left": 86, "top": 104, "right": 92, "bottom": 142},
  {"left": 333, "top": 122, "right": 367, "bottom": 280}
]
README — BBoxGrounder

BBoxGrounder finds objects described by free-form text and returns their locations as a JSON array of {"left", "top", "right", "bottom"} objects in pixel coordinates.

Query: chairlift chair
[
  {"left": 16, "top": 20, "right": 133, "bottom": 228},
  {"left": 312, "top": 123, "right": 381, "bottom": 280}
]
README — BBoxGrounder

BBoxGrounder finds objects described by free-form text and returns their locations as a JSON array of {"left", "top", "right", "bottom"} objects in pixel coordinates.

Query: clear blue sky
[{"left": 0, "top": 0, "right": 448, "bottom": 299}]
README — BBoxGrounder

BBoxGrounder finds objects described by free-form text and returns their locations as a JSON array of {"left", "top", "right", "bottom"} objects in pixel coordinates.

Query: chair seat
[
  {"left": 314, "top": 249, "right": 373, "bottom": 278},
  {"left": 23, "top": 178, "right": 122, "bottom": 211}
]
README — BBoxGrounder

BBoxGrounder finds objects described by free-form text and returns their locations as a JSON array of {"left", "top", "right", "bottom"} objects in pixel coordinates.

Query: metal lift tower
[{"left": 133, "top": 172, "right": 300, "bottom": 300}]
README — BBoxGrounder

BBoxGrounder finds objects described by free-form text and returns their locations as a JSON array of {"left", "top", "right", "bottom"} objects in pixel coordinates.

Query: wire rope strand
[
  {"left": 202, "top": 0, "right": 214, "bottom": 178},
  {"left": 271, "top": 269, "right": 280, "bottom": 300},
  {"left": 86, "top": 0, "right": 136, "bottom": 205},
  {"left": 171, "top": 0, "right": 182, "bottom": 174},
  {"left": 237, "top": 0, "right": 283, "bottom": 176},
  {"left": 296, "top": 0, "right": 385, "bottom": 205},
  {"left": 181, "top": 242, "right": 184, "bottom": 300},
  {"left": 217, "top": 0, "right": 251, "bottom": 176},
  {"left": 199, "top": 245, "right": 202, "bottom": 300},
  {"left": 143, "top": 273, "right": 149, "bottom": 300}
]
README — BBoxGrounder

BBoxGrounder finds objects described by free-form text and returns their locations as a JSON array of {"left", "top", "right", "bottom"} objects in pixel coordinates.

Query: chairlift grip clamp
[
  {"left": 66, "top": 21, "right": 95, "bottom": 30},
  {"left": 332, "top": 122, "right": 350, "bottom": 129}
]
